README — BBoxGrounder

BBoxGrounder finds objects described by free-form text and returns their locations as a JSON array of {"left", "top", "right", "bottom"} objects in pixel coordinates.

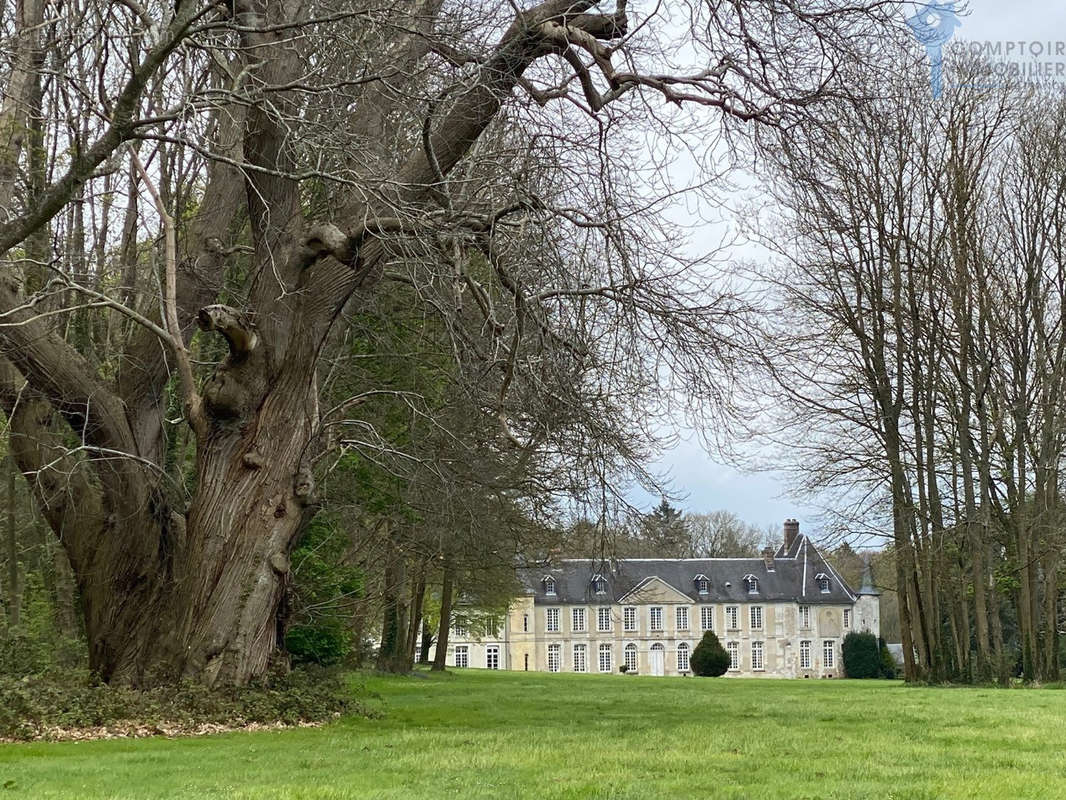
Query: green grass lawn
[{"left": 1, "top": 669, "right": 1064, "bottom": 799}]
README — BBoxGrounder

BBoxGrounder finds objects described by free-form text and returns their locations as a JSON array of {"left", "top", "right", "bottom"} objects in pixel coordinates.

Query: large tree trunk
[{"left": 0, "top": 0, "right": 630, "bottom": 687}]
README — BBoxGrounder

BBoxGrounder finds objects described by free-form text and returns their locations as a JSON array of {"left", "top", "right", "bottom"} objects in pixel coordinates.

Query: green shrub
[
  {"left": 0, "top": 665, "right": 364, "bottom": 741},
  {"left": 842, "top": 632, "right": 881, "bottom": 678},
  {"left": 878, "top": 638, "right": 897, "bottom": 679},
  {"left": 285, "top": 623, "right": 349, "bottom": 666},
  {"left": 690, "top": 631, "right": 730, "bottom": 677}
]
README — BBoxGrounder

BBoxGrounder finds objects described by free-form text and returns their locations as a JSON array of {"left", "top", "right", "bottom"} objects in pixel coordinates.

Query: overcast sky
[{"left": 626, "top": 0, "right": 1066, "bottom": 539}]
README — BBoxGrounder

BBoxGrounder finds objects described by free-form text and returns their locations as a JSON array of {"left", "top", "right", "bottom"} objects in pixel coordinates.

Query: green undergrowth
[{"left": 0, "top": 665, "right": 365, "bottom": 741}]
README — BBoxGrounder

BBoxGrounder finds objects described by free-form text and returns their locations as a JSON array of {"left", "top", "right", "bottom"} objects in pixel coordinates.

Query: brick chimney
[
  {"left": 783, "top": 518, "right": 800, "bottom": 552},
  {"left": 762, "top": 547, "right": 775, "bottom": 571}
]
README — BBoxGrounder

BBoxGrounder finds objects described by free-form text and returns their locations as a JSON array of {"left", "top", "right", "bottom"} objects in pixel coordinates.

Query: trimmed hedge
[
  {"left": 842, "top": 632, "right": 882, "bottom": 678},
  {"left": 691, "top": 631, "right": 730, "bottom": 677}
]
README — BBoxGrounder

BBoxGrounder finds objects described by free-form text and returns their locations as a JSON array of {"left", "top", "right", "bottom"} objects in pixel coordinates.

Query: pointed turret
[
  {"left": 858, "top": 558, "right": 881, "bottom": 596},
  {"left": 854, "top": 556, "right": 881, "bottom": 637}
]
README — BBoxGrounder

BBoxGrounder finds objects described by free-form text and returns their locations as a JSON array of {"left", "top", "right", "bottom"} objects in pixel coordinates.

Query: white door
[
  {"left": 650, "top": 644, "right": 665, "bottom": 676},
  {"left": 486, "top": 645, "right": 500, "bottom": 670}
]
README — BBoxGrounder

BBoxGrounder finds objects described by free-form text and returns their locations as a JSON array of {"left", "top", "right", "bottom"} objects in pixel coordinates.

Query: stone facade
[{"left": 444, "top": 522, "right": 881, "bottom": 679}]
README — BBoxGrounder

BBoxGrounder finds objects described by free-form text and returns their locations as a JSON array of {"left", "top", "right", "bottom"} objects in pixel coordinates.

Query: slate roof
[{"left": 519, "top": 536, "right": 857, "bottom": 606}]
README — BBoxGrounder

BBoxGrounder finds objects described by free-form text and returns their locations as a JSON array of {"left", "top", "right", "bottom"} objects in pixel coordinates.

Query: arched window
[
  {"left": 677, "top": 642, "right": 690, "bottom": 672},
  {"left": 543, "top": 575, "right": 556, "bottom": 595},
  {"left": 815, "top": 573, "right": 831, "bottom": 593},
  {"left": 624, "top": 643, "right": 638, "bottom": 672}
]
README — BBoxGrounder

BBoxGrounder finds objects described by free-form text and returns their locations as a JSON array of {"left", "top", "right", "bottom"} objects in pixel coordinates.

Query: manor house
[{"left": 446, "top": 520, "right": 880, "bottom": 678}]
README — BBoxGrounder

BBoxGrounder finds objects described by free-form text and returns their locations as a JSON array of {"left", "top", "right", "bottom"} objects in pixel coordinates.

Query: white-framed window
[
  {"left": 726, "top": 641, "right": 739, "bottom": 670},
  {"left": 676, "top": 606, "right": 689, "bottom": 631},
  {"left": 597, "top": 607, "right": 612, "bottom": 632},
  {"left": 599, "top": 643, "right": 612, "bottom": 673},
  {"left": 695, "top": 575, "right": 709, "bottom": 594},
  {"left": 548, "top": 643, "right": 561, "bottom": 672},
  {"left": 572, "top": 607, "right": 586, "bottom": 632},
  {"left": 823, "top": 640, "right": 835, "bottom": 669},
  {"left": 744, "top": 574, "right": 759, "bottom": 594},
  {"left": 700, "top": 606, "right": 714, "bottom": 631},
  {"left": 726, "top": 605, "right": 739, "bottom": 630},
  {"left": 544, "top": 576, "right": 556, "bottom": 596},
  {"left": 592, "top": 574, "right": 608, "bottom": 595},
  {"left": 798, "top": 605, "right": 810, "bottom": 629},
  {"left": 650, "top": 606, "right": 664, "bottom": 631},
  {"left": 454, "top": 645, "right": 469, "bottom": 668},
  {"left": 453, "top": 619, "right": 467, "bottom": 637},
  {"left": 573, "top": 643, "right": 587, "bottom": 672},
  {"left": 843, "top": 609, "right": 851, "bottom": 629},
  {"left": 816, "top": 573, "right": 831, "bottom": 593},
  {"left": 546, "top": 607, "right": 560, "bottom": 632},
  {"left": 624, "top": 643, "right": 638, "bottom": 672},
  {"left": 623, "top": 606, "right": 637, "bottom": 631},
  {"left": 750, "top": 605, "right": 763, "bottom": 630},
  {"left": 751, "top": 641, "right": 764, "bottom": 671},
  {"left": 800, "top": 640, "right": 811, "bottom": 670},
  {"left": 677, "top": 642, "right": 690, "bottom": 672},
  {"left": 486, "top": 645, "right": 500, "bottom": 670}
]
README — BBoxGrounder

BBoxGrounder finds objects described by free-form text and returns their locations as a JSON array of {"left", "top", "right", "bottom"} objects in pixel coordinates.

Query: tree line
[{"left": 749, "top": 53, "right": 1066, "bottom": 683}]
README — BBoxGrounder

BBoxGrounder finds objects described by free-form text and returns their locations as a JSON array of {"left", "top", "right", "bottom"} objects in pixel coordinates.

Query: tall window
[
  {"left": 544, "top": 576, "right": 556, "bottom": 596},
  {"left": 676, "top": 606, "right": 689, "bottom": 631},
  {"left": 726, "top": 641, "right": 739, "bottom": 670},
  {"left": 453, "top": 619, "right": 467, "bottom": 637},
  {"left": 750, "top": 606, "right": 763, "bottom": 630},
  {"left": 695, "top": 575, "right": 709, "bottom": 594},
  {"left": 486, "top": 646, "right": 500, "bottom": 670},
  {"left": 572, "top": 607, "right": 586, "bottom": 632},
  {"left": 599, "top": 643, "right": 612, "bottom": 673},
  {"left": 598, "top": 607, "right": 612, "bottom": 632},
  {"left": 650, "top": 606, "right": 663, "bottom": 631},
  {"left": 546, "top": 608, "right": 560, "bottom": 632},
  {"left": 454, "top": 645, "right": 469, "bottom": 668},
  {"left": 700, "top": 606, "right": 714, "bottom": 631},
  {"left": 751, "top": 641, "right": 764, "bottom": 671},
  {"left": 548, "top": 643, "right": 561, "bottom": 672},
  {"left": 745, "top": 575, "right": 759, "bottom": 594},
  {"left": 623, "top": 606, "right": 637, "bottom": 631},
  {"left": 726, "top": 606, "right": 739, "bottom": 630},
  {"left": 573, "top": 643, "right": 587, "bottom": 672},
  {"left": 798, "top": 605, "right": 810, "bottom": 629},
  {"left": 800, "top": 640, "right": 811, "bottom": 669},
  {"left": 677, "top": 642, "right": 690, "bottom": 672},
  {"left": 523, "top": 613, "right": 529, "bottom": 632},
  {"left": 843, "top": 609, "right": 851, "bottom": 629},
  {"left": 592, "top": 575, "right": 607, "bottom": 595},
  {"left": 624, "top": 643, "right": 638, "bottom": 672},
  {"left": 823, "top": 640, "right": 835, "bottom": 669}
]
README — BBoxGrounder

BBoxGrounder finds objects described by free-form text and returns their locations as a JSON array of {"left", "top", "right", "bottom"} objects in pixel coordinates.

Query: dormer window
[
  {"left": 694, "top": 574, "right": 709, "bottom": 594},
  {"left": 543, "top": 576, "right": 556, "bottom": 596},
  {"left": 815, "top": 573, "right": 831, "bottom": 593},
  {"left": 743, "top": 574, "right": 759, "bottom": 594},
  {"left": 591, "top": 574, "right": 608, "bottom": 595}
]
